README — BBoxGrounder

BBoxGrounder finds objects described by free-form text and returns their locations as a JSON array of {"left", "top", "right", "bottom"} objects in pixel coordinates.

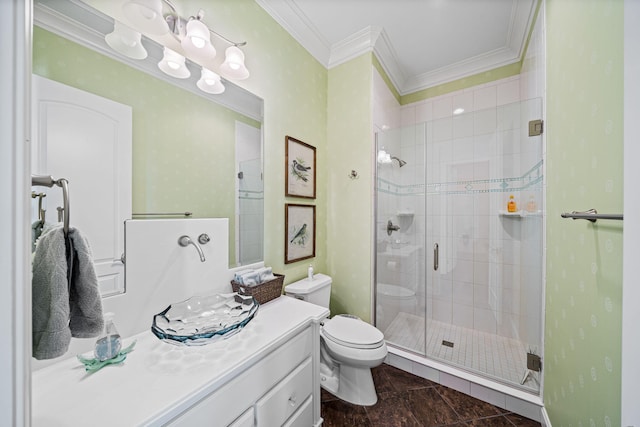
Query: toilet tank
[{"left": 284, "top": 274, "right": 332, "bottom": 308}]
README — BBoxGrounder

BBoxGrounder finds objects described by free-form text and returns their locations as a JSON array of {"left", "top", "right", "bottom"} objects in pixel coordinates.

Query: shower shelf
[{"left": 499, "top": 210, "right": 542, "bottom": 218}]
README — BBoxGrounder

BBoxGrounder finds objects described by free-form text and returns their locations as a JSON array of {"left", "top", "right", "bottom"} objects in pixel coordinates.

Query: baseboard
[{"left": 541, "top": 407, "right": 552, "bottom": 427}]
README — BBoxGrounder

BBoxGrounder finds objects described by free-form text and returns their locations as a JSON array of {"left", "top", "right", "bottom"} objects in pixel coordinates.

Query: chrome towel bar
[
  {"left": 561, "top": 209, "right": 623, "bottom": 223},
  {"left": 132, "top": 212, "right": 193, "bottom": 217},
  {"left": 31, "top": 174, "right": 70, "bottom": 236}
]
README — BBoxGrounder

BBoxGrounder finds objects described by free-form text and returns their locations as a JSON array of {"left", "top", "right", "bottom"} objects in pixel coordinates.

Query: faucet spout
[{"left": 178, "top": 235, "right": 206, "bottom": 262}]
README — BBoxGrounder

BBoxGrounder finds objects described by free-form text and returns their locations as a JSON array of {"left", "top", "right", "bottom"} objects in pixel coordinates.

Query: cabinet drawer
[
  {"left": 282, "top": 395, "right": 312, "bottom": 427},
  {"left": 229, "top": 408, "right": 254, "bottom": 427},
  {"left": 255, "top": 358, "right": 312, "bottom": 427},
  {"left": 168, "top": 328, "right": 312, "bottom": 426}
]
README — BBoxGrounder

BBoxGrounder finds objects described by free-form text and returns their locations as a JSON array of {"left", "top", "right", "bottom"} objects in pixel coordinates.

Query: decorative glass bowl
[{"left": 151, "top": 293, "right": 259, "bottom": 346}]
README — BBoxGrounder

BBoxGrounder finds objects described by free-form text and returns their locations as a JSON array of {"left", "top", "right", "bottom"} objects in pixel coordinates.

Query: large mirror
[{"left": 32, "top": 0, "right": 264, "bottom": 271}]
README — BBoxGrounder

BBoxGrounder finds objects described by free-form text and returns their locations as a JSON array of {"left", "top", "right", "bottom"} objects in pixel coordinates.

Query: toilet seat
[{"left": 322, "top": 315, "right": 384, "bottom": 349}]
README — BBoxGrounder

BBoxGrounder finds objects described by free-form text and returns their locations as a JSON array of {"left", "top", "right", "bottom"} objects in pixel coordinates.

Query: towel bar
[
  {"left": 31, "top": 174, "right": 70, "bottom": 236},
  {"left": 560, "top": 209, "right": 623, "bottom": 223}
]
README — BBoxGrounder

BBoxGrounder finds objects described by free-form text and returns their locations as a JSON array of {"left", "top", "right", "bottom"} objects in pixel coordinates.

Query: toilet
[
  {"left": 285, "top": 274, "right": 388, "bottom": 406},
  {"left": 375, "top": 283, "right": 418, "bottom": 332}
]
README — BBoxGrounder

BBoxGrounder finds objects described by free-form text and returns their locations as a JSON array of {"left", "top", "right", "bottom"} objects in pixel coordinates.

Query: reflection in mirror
[{"left": 33, "top": 0, "right": 264, "bottom": 269}]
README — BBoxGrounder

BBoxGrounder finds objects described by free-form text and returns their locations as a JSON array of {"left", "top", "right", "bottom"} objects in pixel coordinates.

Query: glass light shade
[
  {"left": 105, "top": 21, "right": 148, "bottom": 60},
  {"left": 122, "top": 0, "right": 169, "bottom": 35},
  {"left": 196, "top": 68, "right": 225, "bottom": 94},
  {"left": 158, "top": 47, "right": 190, "bottom": 79},
  {"left": 219, "top": 46, "right": 249, "bottom": 80},
  {"left": 181, "top": 19, "right": 216, "bottom": 59}
]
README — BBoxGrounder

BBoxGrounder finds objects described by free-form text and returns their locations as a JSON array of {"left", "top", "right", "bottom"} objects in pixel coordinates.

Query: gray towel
[
  {"left": 32, "top": 224, "right": 72, "bottom": 359},
  {"left": 32, "top": 224, "right": 104, "bottom": 360},
  {"left": 68, "top": 228, "right": 104, "bottom": 338}
]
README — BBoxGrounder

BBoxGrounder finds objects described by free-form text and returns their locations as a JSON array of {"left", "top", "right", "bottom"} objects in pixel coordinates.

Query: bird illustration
[
  {"left": 291, "top": 167, "right": 308, "bottom": 182},
  {"left": 292, "top": 159, "right": 311, "bottom": 172},
  {"left": 290, "top": 223, "right": 307, "bottom": 244},
  {"left": 291, "top": 159, "right": 311, "bottom": 182}
]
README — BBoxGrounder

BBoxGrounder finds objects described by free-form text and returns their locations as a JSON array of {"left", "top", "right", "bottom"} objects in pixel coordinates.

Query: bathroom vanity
[{"left": 32, "top": 296, "right": 329, "bottom": 426}]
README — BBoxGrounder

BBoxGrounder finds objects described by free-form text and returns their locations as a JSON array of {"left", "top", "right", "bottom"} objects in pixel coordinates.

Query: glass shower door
[
  {"left": 375, "top": 125, "right": 427, "bottom": 355},
  {"left": 375, "top": 98, "right": 544, "bottom": 393}
]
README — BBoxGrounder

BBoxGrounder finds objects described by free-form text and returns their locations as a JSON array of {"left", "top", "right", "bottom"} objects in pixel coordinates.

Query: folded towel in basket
[{"left": 234, "top": 267, "right": 276, "bottom": 287}]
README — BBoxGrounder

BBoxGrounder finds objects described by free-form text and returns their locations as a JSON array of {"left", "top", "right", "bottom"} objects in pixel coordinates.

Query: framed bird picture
[
  {"left": 285, "top": 136, "right": 316, "bottom": 199},
  {"left": 285, "top": 203, "right": 316, "bottom": 264}
]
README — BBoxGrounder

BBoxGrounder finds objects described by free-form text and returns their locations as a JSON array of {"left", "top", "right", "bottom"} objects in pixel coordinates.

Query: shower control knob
[{"left": 198, "top": 233, "right": 210, "bottom": 244}]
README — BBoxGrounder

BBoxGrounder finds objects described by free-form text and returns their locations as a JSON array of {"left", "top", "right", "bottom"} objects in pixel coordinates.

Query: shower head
[{"left": 391, "top": 156, "right": 407, "bottom": 167}]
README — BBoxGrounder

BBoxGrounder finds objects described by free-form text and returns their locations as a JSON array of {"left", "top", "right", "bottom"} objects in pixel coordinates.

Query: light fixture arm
[
  {"left": 165, "top": 6, "right": 247, "bottom": 48},
  {"left": 206, "top": 25, "right": 247, "bottom": 47}
]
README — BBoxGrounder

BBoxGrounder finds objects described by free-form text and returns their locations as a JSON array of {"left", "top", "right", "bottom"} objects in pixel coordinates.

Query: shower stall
[{"left": 375, "top": 98, "right": 544, "bottom": 394}]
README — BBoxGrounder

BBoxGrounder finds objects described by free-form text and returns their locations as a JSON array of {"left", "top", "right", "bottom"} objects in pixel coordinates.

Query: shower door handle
[{"left": 434, "top": 243, "right": 439, "bottom": 271}]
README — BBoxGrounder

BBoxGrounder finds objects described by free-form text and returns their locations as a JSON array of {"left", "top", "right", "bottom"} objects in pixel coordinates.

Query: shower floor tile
[{"left": 384, "top": 312, "right": 539, "bottom": 391}]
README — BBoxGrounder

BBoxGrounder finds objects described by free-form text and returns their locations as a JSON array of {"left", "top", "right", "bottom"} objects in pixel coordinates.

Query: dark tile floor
[{"left": 321, "top": 363, "right": 542, "bottom": 427}]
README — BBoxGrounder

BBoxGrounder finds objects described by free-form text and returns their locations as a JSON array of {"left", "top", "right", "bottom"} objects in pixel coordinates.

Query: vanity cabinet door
[
  {"left": 229, "top": 408, "right": 254, "bottom": 427},
  {"left": 167, "top": 328, "right": 312, "bottom": 427},
  {"left": 255, "top": 358, "right": 312, "bottom": 426},
  {"left": 282, "top": 396, "right": 312, "bottom": 427}
]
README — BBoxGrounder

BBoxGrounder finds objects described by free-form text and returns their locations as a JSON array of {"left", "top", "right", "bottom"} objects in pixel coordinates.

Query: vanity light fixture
[
  {"left": 181, "top": 16, "right": 216, "bottom": 58},
  {"left": 105, "top": 21, "right": 148, "bottom": 60},
  {"left": 196, "top": 67, "right": 225, "bottom": 94},
  {"left": 220, "top": 46, "right": 249, "bottom": 80},
  {"left": 121, "top": 0, "right": 250, "bottom": 89},
  {"left": 122, "top": 0, "right": 169, "bottom": 36},
  {"left": 158, "top": 47, "right": 190, "bottom": 79}
]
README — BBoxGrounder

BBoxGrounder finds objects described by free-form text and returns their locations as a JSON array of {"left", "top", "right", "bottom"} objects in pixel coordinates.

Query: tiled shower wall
[{"left": 376, "top": 74, "right": 544, "bottom": 349}]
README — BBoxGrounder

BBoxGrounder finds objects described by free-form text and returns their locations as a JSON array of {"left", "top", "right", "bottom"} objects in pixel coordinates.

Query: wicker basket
[{"left": 231, "top": 274, "right": 284, "bottom": 305}]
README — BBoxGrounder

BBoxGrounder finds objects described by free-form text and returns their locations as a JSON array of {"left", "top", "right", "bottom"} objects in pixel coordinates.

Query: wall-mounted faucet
[{"left": 178, "top": 235, "right": 206, "bottom": 262}]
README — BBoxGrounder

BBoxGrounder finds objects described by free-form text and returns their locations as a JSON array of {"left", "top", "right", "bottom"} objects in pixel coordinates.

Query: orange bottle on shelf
[{"left": 507, "top": 194, "right": 517, "bottom": 213}]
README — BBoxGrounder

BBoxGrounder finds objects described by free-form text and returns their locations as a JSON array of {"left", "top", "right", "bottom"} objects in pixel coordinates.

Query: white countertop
[{"left": 32, "top": 296, "right": 329, "bottom": 426}]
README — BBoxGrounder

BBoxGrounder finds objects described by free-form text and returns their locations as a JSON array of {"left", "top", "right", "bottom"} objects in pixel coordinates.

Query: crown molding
[
  {"left": 401, "top": 46, "right": 520, "bottom": 94},
  {"left": 327, "top": 26, "right": 379, "bottom": 68},
  {"left": 257, "top": 0, "right": 538, "bottom": 96},
  {"left": 254, "top": 0, "right": 332, "bottom": 68},
  {"left": 33, "top": 0, "right": 263, "bottom": 121}
]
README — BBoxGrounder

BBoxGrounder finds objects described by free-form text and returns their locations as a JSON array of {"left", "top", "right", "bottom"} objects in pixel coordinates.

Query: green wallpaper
[
  {"left": 206, "top": 0, "right": 329, "bottom": 281},
  {"left": 32, "top": 26, "right": 258, "bottom": 265},
  {"left": 545, "top": 0, "right": 623, "bottom": 425},
  {"left": 326, "top": 54, "right": 374, "bottom": 321}
]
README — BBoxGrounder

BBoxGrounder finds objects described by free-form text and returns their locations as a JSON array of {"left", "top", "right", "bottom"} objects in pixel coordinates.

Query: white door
[{"left": 32, "top": 75, "right": 132, "bottom": 297}]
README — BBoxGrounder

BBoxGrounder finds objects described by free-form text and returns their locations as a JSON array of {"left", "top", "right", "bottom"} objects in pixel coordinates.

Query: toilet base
[{"left": 321, "top": 363, "right": 378, "bottom": 406}]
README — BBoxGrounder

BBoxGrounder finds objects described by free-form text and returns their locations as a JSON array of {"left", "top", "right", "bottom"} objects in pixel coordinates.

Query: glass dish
[{"left": 151, "top": 293, "right": 259, "bottom": 346}]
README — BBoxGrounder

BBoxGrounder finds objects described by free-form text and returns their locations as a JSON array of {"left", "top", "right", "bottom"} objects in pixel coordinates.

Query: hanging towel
[
  {"left": 67, "top": 227, "right": 104, "bottom": 338},
  {"left": 32, "top": 224, "right": 72, "bottom": 360},
  {"left": 32, "top": 224, "right": 104, "bottom": 360},
  {"left": 31, "top": 220, "right": 44, "bottom": 253}
]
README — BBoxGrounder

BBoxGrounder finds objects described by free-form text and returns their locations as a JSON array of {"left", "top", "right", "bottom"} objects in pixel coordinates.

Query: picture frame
[
  {"left": 285, "top": 203, "right": 316, "bottom": 264},
  {"left": 285, "top": 136, "right": 316, "bottom": 199}
]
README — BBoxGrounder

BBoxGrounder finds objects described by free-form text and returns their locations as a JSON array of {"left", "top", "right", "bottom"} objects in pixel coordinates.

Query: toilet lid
[{"left": 322, "top": 315, "right": 384, "bottom": 349}]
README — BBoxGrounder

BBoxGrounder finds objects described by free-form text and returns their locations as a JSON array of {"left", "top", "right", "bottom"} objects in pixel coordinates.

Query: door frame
[
  {"left": 1, "top": 1, "right": 32, "bottom": 426},
  {"left": 621, "top": 0, "right": 639, "bottom": 424}
]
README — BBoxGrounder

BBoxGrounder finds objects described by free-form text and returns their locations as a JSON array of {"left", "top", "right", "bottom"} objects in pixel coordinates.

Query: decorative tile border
[
  {"left": 377, "top": 160, "right": 543, "bottom": 196},
  {"left": 238, "top": 190, "right": 264, "bottom": 200}
]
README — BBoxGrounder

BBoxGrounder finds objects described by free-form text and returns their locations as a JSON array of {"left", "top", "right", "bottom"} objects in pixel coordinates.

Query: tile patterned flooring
[
  {"left": 384, "top": 313, "right": 539, "bottom": 391},
  {"left": 321, "top": 364, "right": 542, "bottom": 427}
]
